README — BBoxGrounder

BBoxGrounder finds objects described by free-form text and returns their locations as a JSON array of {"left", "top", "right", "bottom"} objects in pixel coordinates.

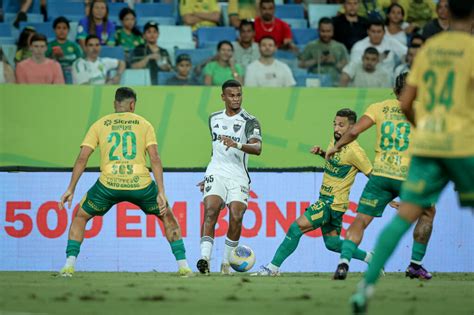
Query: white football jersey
[{"left": 205, "top": 108, "right": 262, "bottom": 183}]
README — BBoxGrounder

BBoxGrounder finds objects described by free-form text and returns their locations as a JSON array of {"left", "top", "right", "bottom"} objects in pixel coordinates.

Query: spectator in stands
[
  {"left": 203, "top": 41, "right": 244, "bottom": 86},
  {"left": 115, "top": 8, "right": 144, "bottom": 55},
  {"left": 0, "top": 48, "right": 15, "bottom": 83},
  {"left": 422, "top": 0, "right": 449, "bottom": 39},
  {"left": 12, "top": 0, "right": 32, "bottom": 28},
  {"left": 332, "top": 0, "right": 369, "bottom": 52},
  {"left": 254, "top": 0, "right": 297, "bottom": 52},
  {"left": 410, "top": 33, "right": 424, "bottom": 47},
  {"left": 129, "top": 22, "right": 172, "bottom": 86},
  {"left": 393, "top": 44, "right": 418, "bottom": 79},
  {"left": 384, "top": 3, "right": 415, "bottom": 46},
  {"left": 298, "top": 18, "right": 349, "bottom": 87},
  {"left": 233, "top": 20, "right": 260, "bottom": 70},
  {"left": 406, "top": 0, "right": 436, "bottom": 29},
  {"left": 77, "top": 0, "right": 116, "bottom": 50},
  {"left": 356, "top": 0, "right": 384, "bottom": 21},
  {"left": 340, "top": 47, "right": 391, "bottom": 87},
  {"left": 245, "top": 36, "right": 295, "bottom": 87},
  {"left": 180, "top": 0, "right": 221, "bottom": 31},
  {"left": 47, "top": 17, "right": 83, "bottom": 84},
  {"left": 16, "top": 34, "right": 65, "bottom": 84},
  {"left": 15, "top": 26, "right": 36, "bottom": 64},
  {"left": 350, "top": 20, "right": 407, "bottom": 79},
  {"left": 228, "top": 0, "right": 258, "bottom": 29},
  {"left": 72, "top": 35, "right": 125, "bottom": 85},
  {"left": 166, "top": 54, "right": 200, "bottom": 86}
]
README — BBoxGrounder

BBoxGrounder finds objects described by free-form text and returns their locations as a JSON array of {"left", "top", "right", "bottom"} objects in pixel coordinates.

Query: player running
[
  {"left": 252, "top": 109, "right": 374, "bottom": 276},
  {"left": 58, "top": 87, "right": 192, "bottom": 277},
  {"left": 328, "top": 73, "right": 435, "bottom": 281},
  {"left": 350, "top": 0, "right": 474, "bottom": 312},
  {"left": 197, "top": 80, "right": 262, "bottom": 275}
]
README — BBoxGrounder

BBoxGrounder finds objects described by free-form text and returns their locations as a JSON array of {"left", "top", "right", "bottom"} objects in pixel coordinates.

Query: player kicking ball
[
  {"left": 327, "top": 73, "right": 435, "bottom": 281},
  {"left": 197, "top": 80, "right": 262, "bottom": 275},
  {"left": 349, "top": 0, "right": 474, "bottom": 312},
  {"left": 252, "top": 109, "right": 374, "bottom": 276},
  {"left": 58, "top": 87, "right": 192, "bottom": 277}
]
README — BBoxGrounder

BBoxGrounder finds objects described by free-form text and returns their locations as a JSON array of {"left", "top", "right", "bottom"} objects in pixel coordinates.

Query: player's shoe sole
[
  {"left": 333, "top": 263, "right": 349, "bottom": 280},
  {"left": 196, "top": 259, "right": 210, "bottom": 275},
  {"left": 178, "top": 267, "right": 194, "bottom": 278},
  {"left": 60, "top": 266, "right": 74, "bottom": 277}
]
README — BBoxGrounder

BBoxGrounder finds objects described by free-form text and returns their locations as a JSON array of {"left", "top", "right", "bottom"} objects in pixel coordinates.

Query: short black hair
[
  {"left": 394, "top": 72, "right": 408, "bottom": 95},
  {"left": 318, "top": 17, "right": 333, "bottom": 28},
  {"left": 363, "top": 46, "right": 379, "bottom": 56},
  {"left": 217, "top": 40, "right": 233, "bottom": 51},
  {"left": 448, "top": 0, "right": 473, "bottom": 20},
  {"left": 29, "top": 33, "right": 47, "bottom": 45},
  {"left": 222, "top": 80, "right": 241, "bottom": 92},
  {"left": 336, "top": 108, "right": 357, "bottom": 124},
  {"left": 239, "top": 19, "right": 254, "bottom": 31},
  {"left": 409, "top": 34, "right": 425, "bottom": 47},
  {"left": 260, "top": 0, "right": 275, "bottom": 7},
  {"left": 85, "top": 34, "right": 100, "bottom": 45},
  {"left": 259, "top": 35, "right": 276, "bottom": 45},
  {"left": 368, "top": 20, "right": 384, "bottom": 29},
  {"left": 53, "top": 16, "right": 70, "bottom": 29},
  {"left": 119, "top": 7, "right": 136, "bottom": 20},
  {"left": 115, "top": 87, "right": 137, "bottom": 102}
]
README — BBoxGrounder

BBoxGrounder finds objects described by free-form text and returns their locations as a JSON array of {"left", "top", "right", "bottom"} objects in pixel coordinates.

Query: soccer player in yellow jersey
[
  {"left": 349, "top": 0, "right": 474, "bottom": 313},
  {"left": 252, "top": 109, "right": 374, "bottom": 276},
  {"left": 327, "top": 73, "right": 435, "bottom": 281},
  {"left": 58, "top": 87, "right": 192, "bottom": 277}
]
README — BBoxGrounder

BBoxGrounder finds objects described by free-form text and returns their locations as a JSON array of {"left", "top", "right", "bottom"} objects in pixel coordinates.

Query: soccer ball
[{"left": 229, "top": 245, "right": 256, "bottom": 272}]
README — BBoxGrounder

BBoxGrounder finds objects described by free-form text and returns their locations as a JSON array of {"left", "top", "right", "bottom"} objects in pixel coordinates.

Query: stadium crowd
[{"left": 0, "top": 0, "right": 447, "bottom": 87}]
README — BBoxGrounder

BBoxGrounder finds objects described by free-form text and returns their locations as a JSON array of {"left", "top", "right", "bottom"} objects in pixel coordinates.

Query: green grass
[{"left": 0, "top": 272, "right": 472, "bottom": 315}]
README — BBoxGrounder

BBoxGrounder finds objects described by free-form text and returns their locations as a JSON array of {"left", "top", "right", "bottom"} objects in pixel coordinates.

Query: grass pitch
[{"left": 0, "top": 272, "right": 472, "bottom": 315}]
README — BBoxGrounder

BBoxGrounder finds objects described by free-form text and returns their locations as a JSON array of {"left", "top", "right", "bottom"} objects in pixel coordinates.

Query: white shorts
[{"left": 203, "top": 174, "right": 249, "bottom": 206}]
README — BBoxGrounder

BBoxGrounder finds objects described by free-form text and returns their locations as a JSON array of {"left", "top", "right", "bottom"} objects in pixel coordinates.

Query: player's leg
[
  {"left": 406, "top": 206, "right": 435, "bottom": 280},
  {"left": 221, "top": 201, "right": 246, "bottom": 275},
  {"left": 252, "top": 200, "right": 328, "bottom": 276},
  {"left": 60, "top": 180, "right": 114, "bottom": 277},
  {"left": 352, "top": 157, "right": 448, "bottom": 313}
]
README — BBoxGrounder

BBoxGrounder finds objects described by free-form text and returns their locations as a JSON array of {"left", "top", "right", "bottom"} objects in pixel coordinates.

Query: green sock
[
  {"left": 66, "top": 240, "right": 81, "bottom": 258},
  {"left": 353, "top": 247, "right": 368, "bottom": 262},
  {"left": 271, "top": 222, "right": 303, "bottom": 267},
  {"left": 324, "top": 236, "right": 368, "bottom": 262},
  {"left": 411, "top": 241, "right": 427, "bottom": 264},
  {"left": 340, "top": 239, "right": 357, "bottom": 262},
  {"left": 170, "top": 239, "right": 186, "bottom": 261},
  {"left": 364, "top": 215, "right": 411, "bottom": 285}
]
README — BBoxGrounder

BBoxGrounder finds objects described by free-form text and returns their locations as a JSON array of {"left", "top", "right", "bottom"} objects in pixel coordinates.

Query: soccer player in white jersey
[{"left": 197, "top": 79, "right": 262, "bottom": 275}]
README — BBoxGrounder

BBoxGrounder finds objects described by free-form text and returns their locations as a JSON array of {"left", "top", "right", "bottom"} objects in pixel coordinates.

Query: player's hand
[
  {"left": 157, "top": 192, "right": 168, "bottom": 216},
  {"left": 59, "top": 189, "right": 74, "bottom": 210},
  {"left": 196, "top": 180, "right": 205, "bottom": 193},
  {"left": 310, "top": 146, "right": 322, "bottom": 155},
  {"left": 389, "top": 201, "right": 400, "bottom": 209},
  {"left": 220, "top": 136, "right": 237, "bottom": 150},
  {"left": 325, "top": 147, "right": 340, "bottom": 160}
]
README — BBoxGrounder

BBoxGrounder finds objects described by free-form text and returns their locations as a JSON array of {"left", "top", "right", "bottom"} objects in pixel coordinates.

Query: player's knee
[
  {"left": 204, "top": 206, "right": 220, "bottom": 222},
  {"left": 229, "top": 208, "right": 245, "bottom": 223},
  {"left": 323, "top": 237, "right": 341, "bottom": 252},
  {"left": 424, "top": 206, "right": 436, "bottom": 220}
]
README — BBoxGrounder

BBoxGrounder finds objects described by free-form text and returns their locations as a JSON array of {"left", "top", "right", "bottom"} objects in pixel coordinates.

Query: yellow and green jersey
[
  {"left": 407, "top": 31, "right": 474, "bottom": 158},
  {"left": 81, "top": 112, "right": 157, "bottom": 190},
  {"left": 364, "top": 99, "right": 412, "bottom": 181},
  {"left": 320, "top": 141, "right": 373, "bottom": 212}
]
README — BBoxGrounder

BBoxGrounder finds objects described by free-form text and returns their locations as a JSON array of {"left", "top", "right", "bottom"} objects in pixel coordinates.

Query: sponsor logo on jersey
[
  {"left": 222, "top": 125, "right": 228, "bottom": 130},
  {"left": 233, "top": 124, "right": 242, "bottom": 132},
  {"left": 104, "top": 119, "right": 112, "bottom": 126},
  {"left": 240, "top": 186, "right": 249, "bottom": 194},
  {"left": 113, "top": 119, "right": 140, "bottom": 125},
  {"left": 213, "top": 123, "right": 219, "bottom": 128},
  {"left": 205, "top": 186, "right": 212, "bottom": 192}
]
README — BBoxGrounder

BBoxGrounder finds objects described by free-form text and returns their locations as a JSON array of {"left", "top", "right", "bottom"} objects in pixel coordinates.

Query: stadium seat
[
  {"left": 19, "top": 22, "right": 55, "bottom": 40},
  {"left": 157, "top": 71, "right": 177, "bottom": 85},
  {"left": 0, "top": 37, "right": 15, "bottom": 45},
  {"left": 100, "top": 46, "right": 125, "bottom": 60},
  {"left": 282, "top": 18, "right": 308, "bottom": 29},
  {"left": 3, "top": 0, "right": 40, "bottom": 13},
  {"left": 3, "top": 13, "right": 43, "bottom": 24},
  {"left": 275, "top": 49, "right": 297, "bottom": 60},
  {"left": 108, "top": 2, "right": 130, "bottom": 20},
  {"left": 196, "top": 27, "right": 237, "bottom": 49},
  {"left": 137, "top": 17, "right": 176, "bottom": 27},
  {"left": 0, "top": 24, "right": 12, "bottom": 37},
  {"left": 308, "top": 4, "right": 341, "bottom": 28},
  {"left": 47, "top": 2, "right": 85, "bottom": 21},
  {"left": 275, "top": 4, "right": 304, "bottom": 19},
  {"left": 294, "top": 73, "right": 332, "bottom": 87},
  {"left": 174, "top": 48, "right": 215, "bottom": 66},
  {"left": 120, "top": 69, "right": 151, "bottom": 86},
  {"left": 134, "top": 3, "right": 174, "bottom": 17},
  {"left": 292, "top": 28, "right": 318, "bottom": 45}
]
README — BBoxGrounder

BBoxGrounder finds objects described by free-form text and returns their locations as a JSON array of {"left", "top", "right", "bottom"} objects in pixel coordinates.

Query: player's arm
[
  {"left": 147, "top": 144, "right": 168, "bottom": 215},
  {"left": 221, "top": 136, "right": 262, "bottom": 155},
  {"left": 59, "top": 146, "right": 94, "bottom": 209},
  {"left": 326, "top": 115, "right": 374, "bottom": 160},
  {"left": 309, "top": 146, "right": 326, "bottom": 159},
  {"left": 400, "top": 84, "right": 417, "bottom": 126}
]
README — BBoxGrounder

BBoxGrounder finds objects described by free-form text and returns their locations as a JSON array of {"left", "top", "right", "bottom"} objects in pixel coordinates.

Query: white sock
[
  {"left": 339, "top": 258, "right": 350, "bottom": 265},
  {"left": 364, "top": 252, "right": 373, "bottom": 264},
  {"left": 223, "top": 237, "right": 239, "bottom": 264},
  {"left": 200, "top": 236, "right": 214, "bottom": 260},
  {"left": 177, "top": 259, "right": 189, "bottom": 269},
  {"left": 65, "top": 256, "right": 76, "bottom": 267},
  {"left": 267, "top": 263, "right": 279, "bottom": 272}
]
